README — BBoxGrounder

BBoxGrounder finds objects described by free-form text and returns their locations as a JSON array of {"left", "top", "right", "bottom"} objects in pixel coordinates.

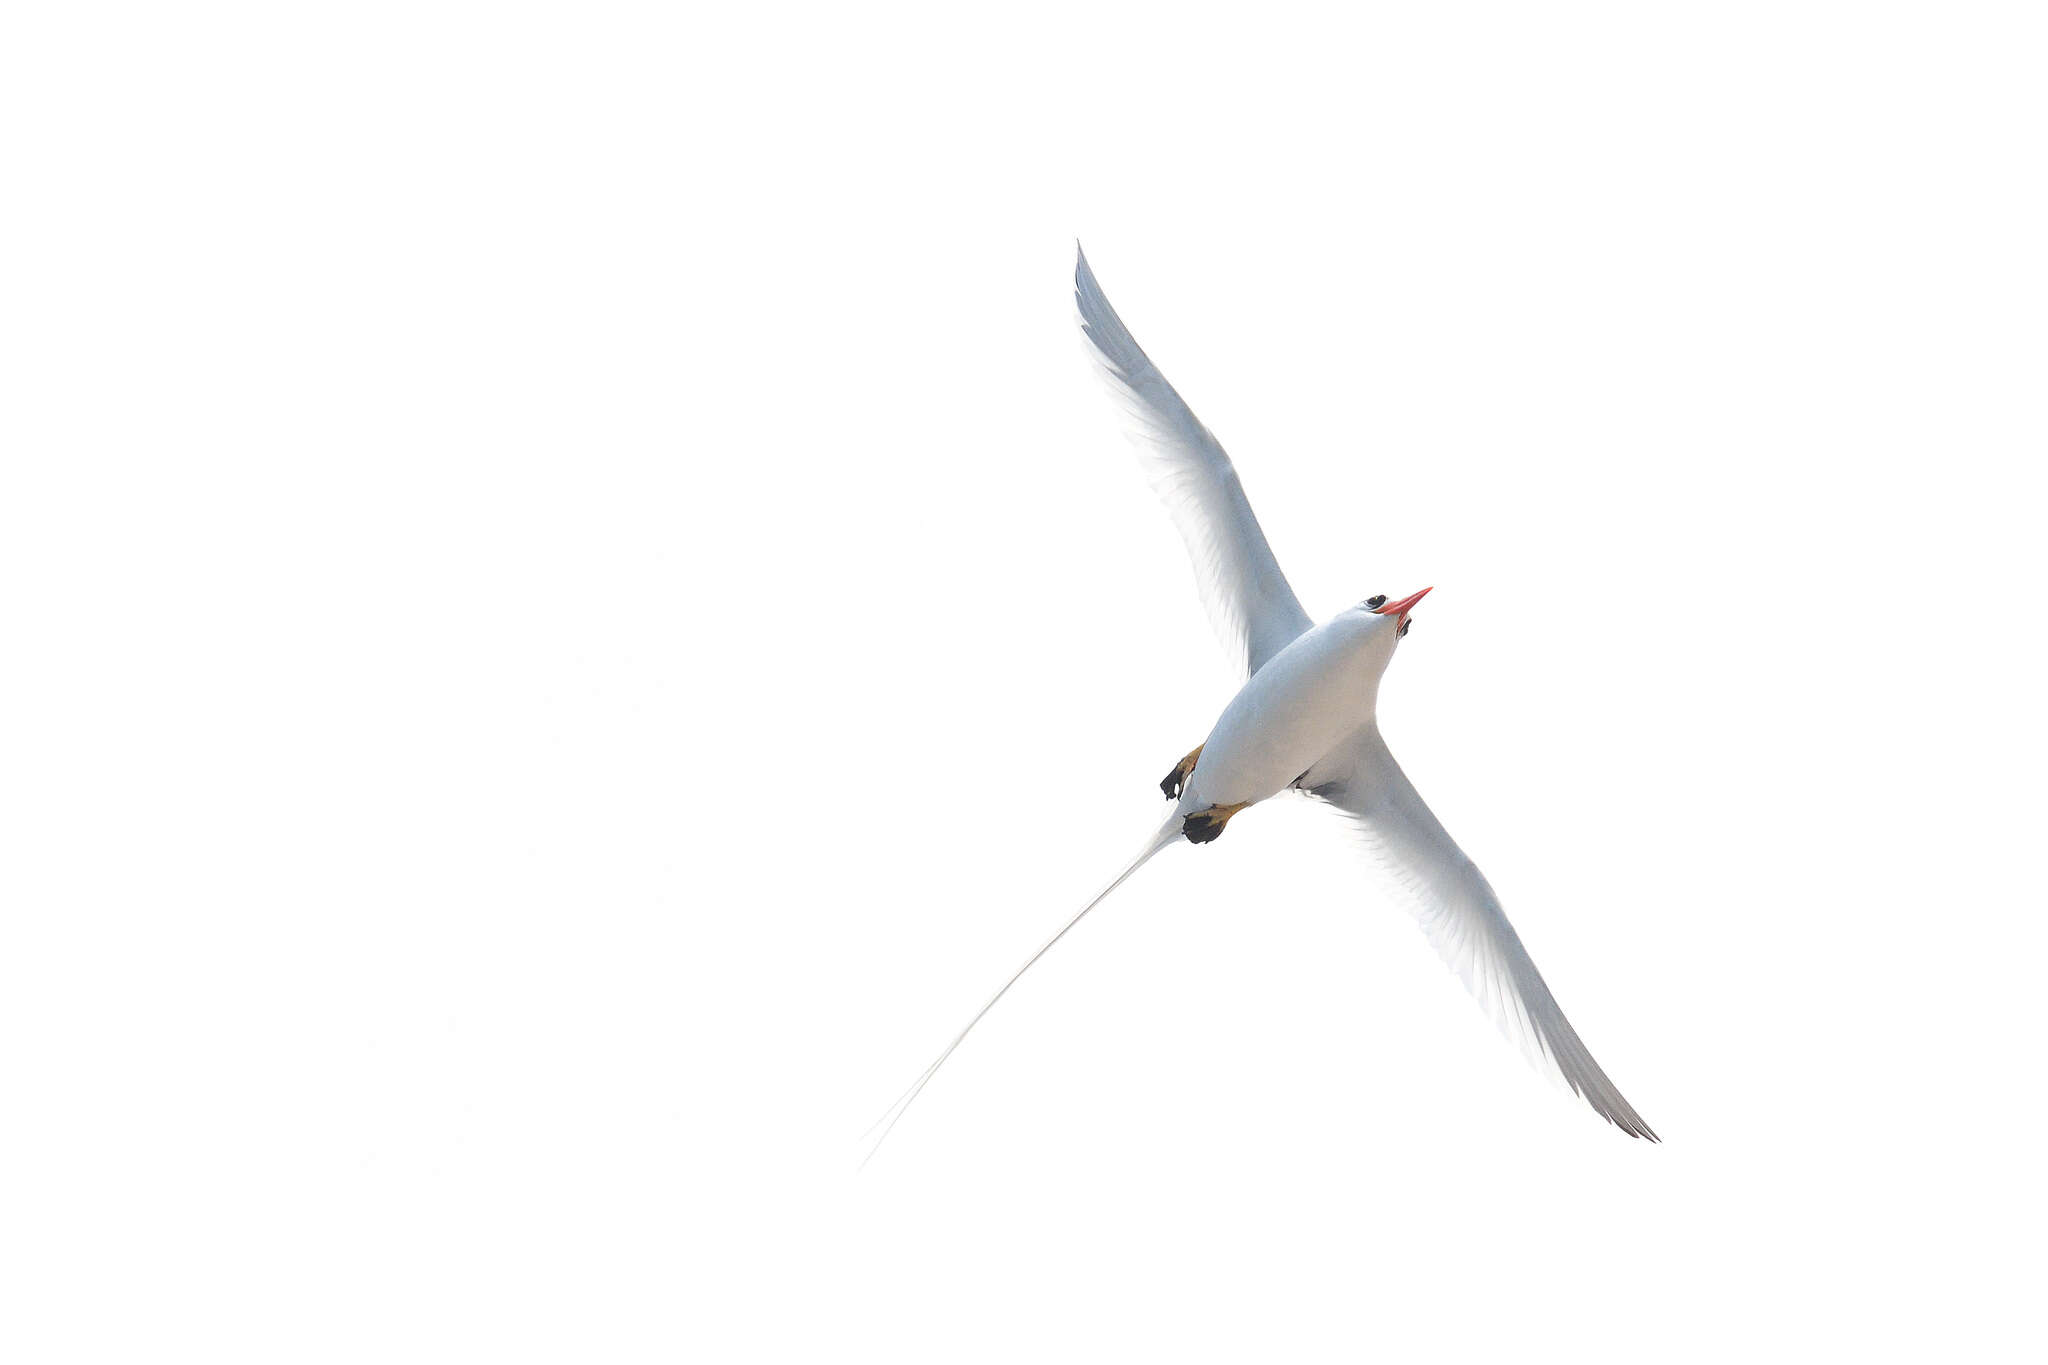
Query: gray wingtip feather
[{"left": 1073, "top": 243, "right": 1146, "bottom": 377}]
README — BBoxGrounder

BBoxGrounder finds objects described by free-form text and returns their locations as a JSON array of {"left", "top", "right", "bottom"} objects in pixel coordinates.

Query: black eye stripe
[{"left": 1365, "top": 594, "right": 1387, "bottom": 609}]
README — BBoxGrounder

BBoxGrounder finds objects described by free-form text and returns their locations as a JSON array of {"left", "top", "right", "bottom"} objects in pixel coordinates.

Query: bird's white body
[{"left": 1179, "top": 608, "right": 1394, "bottom": 814}]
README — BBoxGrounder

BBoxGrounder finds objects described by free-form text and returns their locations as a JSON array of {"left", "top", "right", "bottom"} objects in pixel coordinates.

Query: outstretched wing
[
  {"left": 1075, "top": 246, "right": 1314, "bottom": 680},
  {"left": 1307, "top": 723, "right": 1659, "bottom": 1140}
]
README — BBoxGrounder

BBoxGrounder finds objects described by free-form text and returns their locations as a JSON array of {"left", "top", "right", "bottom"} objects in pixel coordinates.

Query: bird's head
[
  {"left": 1355, "top": 586, "right": 1433, "bottom": 644},
  {"left": 1360, "top": 586, "right": 1432, "bottom": 634}
]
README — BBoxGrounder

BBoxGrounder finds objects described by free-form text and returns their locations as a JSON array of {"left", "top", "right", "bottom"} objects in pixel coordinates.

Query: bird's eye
[
  {"left": 1398, "top": 618, "right": 1412, "bottom": 637},
  {"left": 1365, "top": 594, "right": 1387, "bottom": 609}
]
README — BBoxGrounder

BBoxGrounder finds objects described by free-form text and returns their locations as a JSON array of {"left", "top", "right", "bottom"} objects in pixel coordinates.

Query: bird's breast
[{"left": 1183, "top": 625, "right": 1382, "bottom": 810}]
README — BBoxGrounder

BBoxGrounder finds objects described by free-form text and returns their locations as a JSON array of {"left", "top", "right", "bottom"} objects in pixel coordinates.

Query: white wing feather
[
  {"left": 1309, "top": 724, "right": 1658, "bottom": 1140},
  {"left": 1075, "top": 246, "right": 1313, "bottom": 680}
]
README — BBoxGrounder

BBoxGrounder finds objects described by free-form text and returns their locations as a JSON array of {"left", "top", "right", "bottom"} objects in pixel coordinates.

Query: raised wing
[
  {"left": 1075, "top": 246, "right": 1313, "bottom": 680},
  {"left": 1308, "top": 723, "right": 1658, "bottom": 1140}
]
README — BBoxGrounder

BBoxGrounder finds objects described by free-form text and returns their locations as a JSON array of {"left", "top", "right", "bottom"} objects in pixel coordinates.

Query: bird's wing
[
  {"left": 1306, "top": 723, "right": 1658, "bottom": 1140},
  {"left": 1075, "top": 246, "right": 1314, "bottom": 680}
]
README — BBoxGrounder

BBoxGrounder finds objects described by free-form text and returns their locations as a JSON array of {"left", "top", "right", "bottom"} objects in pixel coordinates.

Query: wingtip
[
  {"left": 1073, "top": 243, "right": 1111, "bottom": 340},
  {"left": 1611, "top": 1111, "right": 1661, "bottom": 1143}
]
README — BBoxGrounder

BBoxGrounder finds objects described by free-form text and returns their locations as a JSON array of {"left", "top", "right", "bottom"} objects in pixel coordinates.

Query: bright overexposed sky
[{"left": 5, "top": 2, "right": 2046, "bottom": 1361}]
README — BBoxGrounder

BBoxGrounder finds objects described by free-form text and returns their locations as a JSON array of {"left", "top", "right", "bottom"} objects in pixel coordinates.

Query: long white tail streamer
[{"left": 862, "top": 812, "right": 1186, "bottom": 1167}]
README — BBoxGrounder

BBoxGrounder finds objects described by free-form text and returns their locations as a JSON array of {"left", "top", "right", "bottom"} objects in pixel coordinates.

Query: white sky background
[{"left": 5, "top": 2, "right": 2046, "bottom": 1360}]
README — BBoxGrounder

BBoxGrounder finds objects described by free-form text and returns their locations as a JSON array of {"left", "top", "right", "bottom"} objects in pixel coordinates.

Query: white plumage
[
  {"left": 1074, "top": 246, "right": 1311, "bottom": 680},
  {"left": 867, "top": 247, "right": 1656, "bottom": 1159}
]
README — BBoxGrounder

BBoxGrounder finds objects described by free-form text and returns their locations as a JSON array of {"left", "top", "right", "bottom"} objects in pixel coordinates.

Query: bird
[{"left": 866, "top": 246, "right": 1657, "bottom": 1159}]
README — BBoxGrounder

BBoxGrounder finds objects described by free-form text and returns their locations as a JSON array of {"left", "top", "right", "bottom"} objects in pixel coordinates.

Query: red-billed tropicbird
[{"left": 868, "top": 247, "right": 1657, "bottom": 1158}]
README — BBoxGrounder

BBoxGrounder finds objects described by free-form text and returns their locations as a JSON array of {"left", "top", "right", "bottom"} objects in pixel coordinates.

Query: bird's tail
[{"left": 861, "top": 810, "right": 1186, "bottom": 1166}]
